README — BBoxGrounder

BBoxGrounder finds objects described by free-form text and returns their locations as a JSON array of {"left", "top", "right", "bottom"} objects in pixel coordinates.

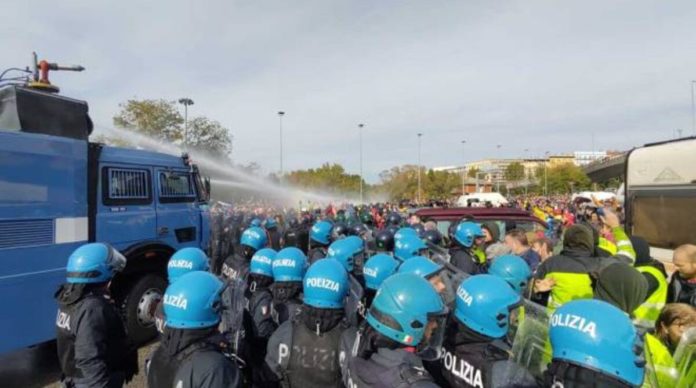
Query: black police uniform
[
  {"left": 268, "top": 228, "right": 283, "bottom": 251},
  {"left": 265, "top": 311, "right": 347, "bottom": 388},
  {"left": 283, "top": 227, "right": 300, "bottom": 249},
  {"left": 55, "top": 285, "right": 137, "bottom": 388},
  {"left": 308, "top": 246, "right": 328, "bottom": 265},
  {"left": 222, "top": 253, "right": 250, "bottom": 283},
  {"left": 148, "top": 328, "right": 241, "bottom": 388},
  {"left": 433, "top": 323, "right": 537, "bottom": 388},
  {"left": 242, "top": 283, "right": 277, "bottom": 386},
  {"left": 345, "top": 347, "right": 438, "bottom": 388},
  {"left": 449, "top": 247, "right": 484, "bottom": 275}
]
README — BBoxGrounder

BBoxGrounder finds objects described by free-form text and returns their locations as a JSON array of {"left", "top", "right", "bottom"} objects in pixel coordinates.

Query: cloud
[{"left": 2, "top": 0, "right": 696, "bottom": 182}]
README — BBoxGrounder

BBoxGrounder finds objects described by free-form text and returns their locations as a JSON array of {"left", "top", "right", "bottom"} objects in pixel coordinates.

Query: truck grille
[{"left": 0, "top": 219, "right": 54, "bottom": 249}]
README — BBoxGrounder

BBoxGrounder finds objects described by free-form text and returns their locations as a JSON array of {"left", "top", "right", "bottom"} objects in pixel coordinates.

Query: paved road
[{"left": 44, "top": 342, "right": 157, "bottom": 388}]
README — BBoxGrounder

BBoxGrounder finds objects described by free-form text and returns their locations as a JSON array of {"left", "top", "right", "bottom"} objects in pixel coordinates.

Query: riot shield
[
  {"left": 641, "top": 330, "right": 677, "bottom": 388},
  {"left": 510, "top": 300, "right": 552, "bottom": 380},
  {"left": 220, "top": 277, "right": 248, "bottom": 356},
  {"left": 425, "top": 241, "right": 469, "bottom": 307},
  {"left": 345, "top": 274, "right": 365, "bottom": 327},
  {"left": 674, "top": 327, "right": 696, "bottom": 388}
]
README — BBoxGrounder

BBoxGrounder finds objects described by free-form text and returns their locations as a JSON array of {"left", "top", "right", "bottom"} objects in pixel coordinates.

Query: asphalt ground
[{"left": 44, "top": 342, "right": 157, "bottom": 388}]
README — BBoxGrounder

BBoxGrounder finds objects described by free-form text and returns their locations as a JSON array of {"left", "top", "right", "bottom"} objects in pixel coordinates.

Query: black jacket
[{"left": 668, "top": 272, "right": 696, "bottom": 306}]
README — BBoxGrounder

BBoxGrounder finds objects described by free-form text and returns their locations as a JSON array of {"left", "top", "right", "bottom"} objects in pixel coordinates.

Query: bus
[
  {"left": 624, "top": 137, "right": 696, "bottom": 262},
  {"left": 0, "top": 60, "right": 211, "bottom": 385}
]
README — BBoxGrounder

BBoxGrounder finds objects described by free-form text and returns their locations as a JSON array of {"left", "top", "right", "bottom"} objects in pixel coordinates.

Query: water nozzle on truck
[{"left": 28, "top": 51, "right": 85, "bottom": 93}]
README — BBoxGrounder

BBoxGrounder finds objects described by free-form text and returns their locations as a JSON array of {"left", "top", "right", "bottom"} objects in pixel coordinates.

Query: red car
[{"left": 415, "top": 207, "right": 548, "bottom": 242}]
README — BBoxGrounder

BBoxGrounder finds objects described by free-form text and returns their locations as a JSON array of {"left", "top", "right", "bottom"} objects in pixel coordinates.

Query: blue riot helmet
[
  {"left": 310, "top": 220, "right": 333, "bottom": 246},
  {"left": 453, "top": 221, "right": 485, "bottom": 248},
  {"left": 167, "top": 247, "right": 210, "bottom": 284},
  {"left": 397, "top": 256, "right": 443, "bottom": 280},
  {"left": 548, "top": 299, "right": 645, "bottom": 387},
  {"left": 163, "top": 271, "right": 225, "bottom": 329},
  {"left": 394, "top": 235, "right": 428, "bottom": 261},
  {"left": 250, "top": 248, "right": 277, "bottom": 278},
  {"left": 250, "top": 218, "right": 262, "bottom": 227},
  {"left": 240, "top": 226, "right": 268, "bottom": 258},
  {"left": 488, "top": 254, "right": 532, "bottom": 294},
  {"left": 453, "top": 275, "right": 521, "bottom": 339},
  {"left": 366, "top": 273, "right": 448, "bottom": 359},
  {"left": 303, "top": 259, "right": 349, "bottom": 309},
  {"left": 66, "top": 243, "right": 126, "bottom": 284},
  {"left": 394, "top": 227, "right": 418, "bottom": 242},
  {"left": 272, "top": 247, "right": 308, "bottom": 282},
  {"left": 264, "top": 217, "right": 278, "bottom": 229},
  {"left": 327, "top": 236, "right": 366, "bottom": 273},
  {"left": 363, "top": 254, "right": 400, "bottom": 291}
]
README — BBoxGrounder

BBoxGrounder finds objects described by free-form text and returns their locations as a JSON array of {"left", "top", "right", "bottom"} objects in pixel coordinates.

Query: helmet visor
[
  {"left": 417, "top": 309, "right": 450, "bottom": 361},
  {"left": 107, "top": 247, "right": 127, "bottom": 274}
]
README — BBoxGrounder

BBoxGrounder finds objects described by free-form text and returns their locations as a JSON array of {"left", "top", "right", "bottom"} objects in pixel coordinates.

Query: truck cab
[{"left": 0, "top": 83, "right": 210, "bottom": 384}]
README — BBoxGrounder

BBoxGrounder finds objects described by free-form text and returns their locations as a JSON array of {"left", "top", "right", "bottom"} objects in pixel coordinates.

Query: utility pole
[
  {"left": 417, "top": 133, "right": 423, "bottom": 204},
  {"left": 461, "top": 140, "right": 467, "bottom": 195},
  {"left": 278, "top": 111, "right": 285, "bottom": 175},
  {"left": 178, "top": 98, "right": 194, "bottom": 147},
  {"left": 359, "top": 123, "right": 365, "bottom": 204},
  {"left": 691, "top": 81, "right": 696, "bottom": 135}
]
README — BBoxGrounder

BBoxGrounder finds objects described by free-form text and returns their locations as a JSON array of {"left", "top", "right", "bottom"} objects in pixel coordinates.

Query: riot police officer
[
  {"left": 340, "top": 273, "right": 447, "bottom": 388},
  {"left": 394, "top": 234, "right": 428, "bottom": 262},
  {"left": 450, "top": 222, "right": 487, "bottom": 274},
  {"left": 147, "top": 271, "right": 242, "bottom": 388},
  {"left": 55, "top": 243, "right": 136, "bottom": 388},
  {"left": 265, "top": 217, "right": 283, "bottom": 251},
  {"left": 222, "top": 226, "right": 268, "bottom": 282},
  {"left": 282, "top": 217, "right": 301, "bottom": 249},
  {"left": 308, "top": 220, "right": 333, "bottom": 264},
  {"left": 386, "top": 212, "right": 403, "bottom": 227},
  {"left": 397, "top": 255, "right": 455, "bottom": 306},
  {"left": 487, "top": 254, "right": 532, "bottom": 295},
  {"left": 543, "top": 299, "right": 646, "bottom": 387},
  {"left": 374, "top": 229, "right": 395, "bottom": 253},
  {"left": 327, "top": 236, "right": 368, "bottom": 326},
  {"left": 422, "top": 229, "right": 444, "bottom": 247},
  {"left": 241, "top": 248, "right": 278, "bottom": 386},
  {"left": 265, "top": 259, "right": 350, "bottom": 388},
  {"left": 362, "top": 253, "right": 400, "bottom": 310},
  {"left": 433, "top": 274, "right": 537, "bottom": 388},
  {"left": 271, "top": 247, "right": 308, "bottom": 325},
  {"left": 156, "top": 247, "right": 210, "bottom": 334}
]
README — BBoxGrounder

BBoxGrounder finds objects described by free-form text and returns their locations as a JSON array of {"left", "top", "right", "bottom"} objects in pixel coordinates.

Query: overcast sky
[{"left": 3, "top": 1, "right": 696, "bottom": 182}]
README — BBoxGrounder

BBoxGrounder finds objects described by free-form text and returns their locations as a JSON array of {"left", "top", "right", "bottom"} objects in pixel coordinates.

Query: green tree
[
  {"left": 377, "top": 165, "right": 420, "bottom": 201},
  {"left": 467, "top": 166, "right": 480, "bottom": 178},
  {"left": 425, "top": 169, "right": 460, "bottom": 200},
  {"left": 113, "top": 99, "right": 232, "bottom": 157},
  {"left": 185, "top": 117, "right": 232, "bottom": 157},
  {"left": 504, "top": 162, "right": 525, "bottom": 182},
  {"left": 285, "top": 163, "right": 364, "bottom": 194},
  {"left": 113, "top": 99, "right": 183, "bottom": 141},
  {"left": 543, "top": 163, "right": 591, "bottom": 194}
]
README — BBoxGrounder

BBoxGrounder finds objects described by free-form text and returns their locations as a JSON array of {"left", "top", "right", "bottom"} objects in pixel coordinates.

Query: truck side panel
[{"left": 0, "top": 132, "right": 87, "bottom": 354}]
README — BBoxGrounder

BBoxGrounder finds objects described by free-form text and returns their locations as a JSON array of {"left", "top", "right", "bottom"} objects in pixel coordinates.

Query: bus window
[{"left": 630, "top": 193, "right": 696, "bottom": 250}]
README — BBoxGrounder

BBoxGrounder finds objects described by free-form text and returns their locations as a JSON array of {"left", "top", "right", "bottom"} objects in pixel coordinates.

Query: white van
[{"left": 457, "top": 192, "right": 509, "bottom": 207}]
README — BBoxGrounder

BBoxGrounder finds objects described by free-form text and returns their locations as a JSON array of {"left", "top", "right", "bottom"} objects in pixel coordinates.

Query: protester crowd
[{"left": 54, "top": 196, "right": 696, "bottom": 387}]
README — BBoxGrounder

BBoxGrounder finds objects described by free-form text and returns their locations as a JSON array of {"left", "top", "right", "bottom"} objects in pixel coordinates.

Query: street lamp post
[
  {"left": 178, "top": 98, "right": 194, "bottom": 147},
  {"left": 417, "top": 133, "right": 423, "bottom": 204},
  {"left": 461, "top": 140, "right": 466, "bottom": 195},
  {"left": 278, "top": 111, "right": 285, "bottom": 175},
  {"left": 359, "top": 123, "right": 365, "bottom": 204},
  {"left": 691, "top": 81, "right": 696, "bottom": 135}
]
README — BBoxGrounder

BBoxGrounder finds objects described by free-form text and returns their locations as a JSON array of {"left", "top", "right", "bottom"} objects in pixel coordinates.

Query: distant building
[{"left": 573, "top": 151, "right": 607, "bottom": 166}]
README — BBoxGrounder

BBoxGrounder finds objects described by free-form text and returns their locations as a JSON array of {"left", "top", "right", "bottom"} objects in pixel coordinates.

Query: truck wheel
[{"left": 120, "top": 273, "right": 166, "bottom": 345}]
